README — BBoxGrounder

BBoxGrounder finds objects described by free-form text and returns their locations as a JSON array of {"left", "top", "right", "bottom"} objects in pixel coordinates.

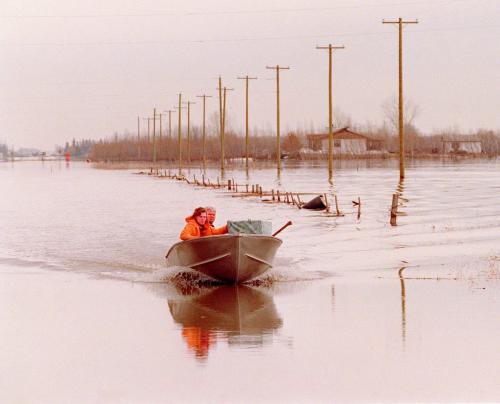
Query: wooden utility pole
[
  {"left": 157, "top": 112, "right": 164, "bottom": 161},
  {"left": 218, "top": 76, "right": 224, "bottom": 171},
  {"left": 158, "top": 112, "right": 163, "bottom": 143},
  {"left": 237, "top": 75, "right": 258, "bottom": 171},
  {"left": 175, "top": 93, "right": 185, "bottom": 173},
  {"left": 141, "top": 117, "right": 150, "bottom": 160},
  {"left": 152, "top": 108, "right": 161, "bottom": 164},
  {"left": 163, "top": 110, "right": 173, "bottom": 139},
  {"left": 266, "top": 65, "right": 290, "bottom": 173},
  {"left": 196, "top": 94, "right": 212, "bottom": 169},
  {"left": 316, "top": 44, "right": 345, "bottom": 180},
  {"left": 222, "top": 86, "right": 234, "bottom": 164},
  {"left": 152, "top": 109, "right": 157, "bottom": 163},
  {"left": 383, "top": 17, "right": 418, "bottom": 180},
  {"left": 163, "top": 109, "right": 174, "bottom": 161},
  {"left": 217, "top": 77, "right": 233, "bottom": 172},
  {"left": 182, "top": 100, "right": 196, "bottom": 163},
  {"left": 137, "top": 116, "right": 141, "bottom": 160}
]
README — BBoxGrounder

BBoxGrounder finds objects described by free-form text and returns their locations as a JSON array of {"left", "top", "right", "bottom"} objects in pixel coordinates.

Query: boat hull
[
  {"left": 165, "top": 234, "right": 282, "bottom": 283},
  {"left": 302, "top": 195, "right": 327, "bottom": 210}
]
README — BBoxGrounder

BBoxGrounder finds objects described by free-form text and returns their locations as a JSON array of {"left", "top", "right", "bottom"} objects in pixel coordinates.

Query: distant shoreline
[
  {"left": 3, "top": 153, "right": 498, "bottom": 167},
  {"left": 82, "top": 154, "right": 499, "bottom": 171}
]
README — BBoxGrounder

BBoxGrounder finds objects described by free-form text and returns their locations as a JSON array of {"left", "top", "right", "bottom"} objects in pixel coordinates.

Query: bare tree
[
  {"left": 333, "top": 107, "right": 353, "bottom": 129},
  {"left": 381, "top": 95, "right": 420, "bottom": 134}
]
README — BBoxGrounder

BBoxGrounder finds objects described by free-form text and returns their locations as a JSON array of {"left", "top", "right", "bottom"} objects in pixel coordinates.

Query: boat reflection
[{"left": 168, "top": 285, "right": 283, "bottom": 359}]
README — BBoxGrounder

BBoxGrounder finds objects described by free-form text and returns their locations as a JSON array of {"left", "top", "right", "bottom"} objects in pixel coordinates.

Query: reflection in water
[
  {"left": 331, "top": 284, "right": 336, "bottom": 311},
  {"left": 168, "top": 285, "right": 283, "bottom": 360},
  {"left": 396, "top": 178, "right": 405, "bottom": 195},
  {"left": 398, "top": 267, "right": 407, "bottom": 347},
  {"left": 395, "top": 178, "right": 409, "bottom": 206},
  {"left": 275, "top": 170, "right": 282, "bottom": 186},
  {"left": 395, "top": 177, "right": 408, "bottom": 346}
]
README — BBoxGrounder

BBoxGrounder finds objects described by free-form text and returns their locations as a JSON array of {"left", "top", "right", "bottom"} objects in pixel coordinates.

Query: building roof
[{"left": 306, "top": 127, "right": 370, "bottom": 140}]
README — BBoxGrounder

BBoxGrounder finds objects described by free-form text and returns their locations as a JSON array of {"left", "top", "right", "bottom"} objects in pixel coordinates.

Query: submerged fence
[{"left": 137, "top": 167, "right": 406, "bottom": 225}]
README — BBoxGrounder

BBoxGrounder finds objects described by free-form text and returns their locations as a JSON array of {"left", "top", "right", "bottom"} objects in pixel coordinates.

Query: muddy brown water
[{"left": 1, "top": 159, "right": 499, "bottom": 402}]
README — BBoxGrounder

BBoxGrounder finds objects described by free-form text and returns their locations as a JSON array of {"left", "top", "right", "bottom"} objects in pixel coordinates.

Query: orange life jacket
[{"left": 179, "top": 216, "right": 204, "bottom": 241}]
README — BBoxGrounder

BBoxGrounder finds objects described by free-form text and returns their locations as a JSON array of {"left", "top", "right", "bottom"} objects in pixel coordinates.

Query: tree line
[{"left": 88, "top": 125, "right": 500, "bottom": 162}]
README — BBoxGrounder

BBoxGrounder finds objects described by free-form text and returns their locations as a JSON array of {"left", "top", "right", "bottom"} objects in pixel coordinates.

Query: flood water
[{"left": 1, "top": 159, "right": 499, "bottom": 402}]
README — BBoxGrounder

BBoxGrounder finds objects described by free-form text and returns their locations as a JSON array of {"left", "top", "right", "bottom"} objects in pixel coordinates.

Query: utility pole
[
  {"left": 158, "top": 112, "right": 162, "bottom": 143},
  {"left": 316, "top": 43, "right": 345, "bottom": 180},
  {"left": 196, "top": 94, "right": 212, "bottom": 169},
  {"left": 163, "top": 109, "right": 174, "bottom": 139},
  {"left": 141, "top": 117, "right": 150, "bottom": 160},
  {"left": 223, "top": 86, "right": 234, "bottom": 166},
  {"left": 151, "top": 108, "right": 161, "bottom": 164},
  {"left": 175, "top": 93, "right": 185, "bottom": 173},
  {"left": 162, "top": 109, "right": 174, "bottom": 161},
  {"left": 152, "top": 108, "right": 157, "bottom": 164},
  {"left": 266, "top": 65, "right": 290, "bottom": 174},
  {"left": 182, "top": 100, "right": 196, "bottom": 163},
  {"left": 137, "top": 116, "right": 141, "bottom": 160},
  {"left": 237, "top": 75, "right": 258, "bottom": 172},
  {"left": 217, "top": 77, "right": 233, "bottom": 172},
  {"left": 158, "top": 112, "right": 164, "bottom": 161},
  {"left": 383, "top": 17, "right": 418, "bottom": 180},
  {"left": 218, "top": 76, "right": 224, "bottom": 171}
]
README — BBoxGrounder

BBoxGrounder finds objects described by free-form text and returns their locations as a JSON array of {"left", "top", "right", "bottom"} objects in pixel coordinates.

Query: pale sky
[{"left": 1, "top": 0, "right": 499, "bottom": 150}]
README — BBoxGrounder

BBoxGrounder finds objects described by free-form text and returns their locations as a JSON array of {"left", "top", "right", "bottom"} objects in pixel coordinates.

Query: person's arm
[
  {"left": 180, "top": 223, "right": 198, "bottom": 240},
  {"left": 211, "top": 224, "right": 228, "bottom": 235}
]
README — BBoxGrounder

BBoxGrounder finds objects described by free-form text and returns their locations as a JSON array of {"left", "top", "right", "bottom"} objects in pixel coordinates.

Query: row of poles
[
  {"left": 143, "top": 168, "right": 410, "bottom": 225},
  {"left": 136, "top": 18, "right": 417, "bottom": 181}
]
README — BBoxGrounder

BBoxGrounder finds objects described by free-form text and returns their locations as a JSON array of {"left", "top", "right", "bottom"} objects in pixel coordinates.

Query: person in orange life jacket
[
  {"left": 179, "top": 207, "right": 207, "bottom": 241},
  {"left": 202, "top": 206, "right": 228, "bottom": 236}
]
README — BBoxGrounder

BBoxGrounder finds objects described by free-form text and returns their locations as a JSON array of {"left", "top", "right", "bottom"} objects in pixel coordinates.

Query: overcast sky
[{"left": 1, "top": 0, "right": 499, "bottom": 150}]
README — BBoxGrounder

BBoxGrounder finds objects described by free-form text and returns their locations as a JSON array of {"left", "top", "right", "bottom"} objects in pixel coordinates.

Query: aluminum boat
[{"left": 165, "top": 234, "right": 282, "bottom": 283}]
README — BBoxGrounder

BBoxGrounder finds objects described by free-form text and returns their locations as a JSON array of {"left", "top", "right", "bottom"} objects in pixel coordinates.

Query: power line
[
  {"left": 1, "top": 25, "right": 497, "bottom": 47},
  {"left": 0, "top": 1, "right": 476, "bottom": 19}
]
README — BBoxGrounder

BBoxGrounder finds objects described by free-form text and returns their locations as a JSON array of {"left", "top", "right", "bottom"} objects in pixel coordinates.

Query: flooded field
[{"left": 1, "top": 159, "right": 499, "bottom": 402}]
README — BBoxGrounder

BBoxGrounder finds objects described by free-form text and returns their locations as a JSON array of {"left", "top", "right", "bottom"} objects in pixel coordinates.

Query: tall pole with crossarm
[
  {"left": 196, "top": 94, "right": 212, "bottom": 169},
  {"left": 152, "top": 108, "right": 157, "bottom": 163},
  {"left": 151, "top": 108, "right": 161, "bottom": 164},
  {"left": 141, "top": 117, "right": 150, "bottom": 160},
  {"left": 237, "top": 75, "right": 257, "bottom": 172},
  {"left": 163, "top": 109, "right": 174, "bottom": 161},
  {"left": 266, "top": 65, "right": 290, "bottom": 174},
  {"left": 218, "top": 77, "right": 224, "bottom": 172},
  {"left": 182, "top": 100, "right": 195, "bottom": 163},
  {"left": 217, "top": 77, "right": 234, "bottom": 173},
  {"left": 316, "top": 43, "right": 344, "bottom": 180},
  {"left": 175, "top": 93, "right": 185, "bottom": 173},
  {"left": 383, "top": 17, "right": 418, "bottom": 180},
  {"left": 137, "top": 116, "right": 141, "bottom": 160}
]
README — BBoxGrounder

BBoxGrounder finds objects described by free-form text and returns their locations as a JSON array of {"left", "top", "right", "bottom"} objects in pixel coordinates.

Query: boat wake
[
  {"left": 110, "top": 256, "right": 334, "bottom": 287},
  {"left": 0, "top": 252, "right": 334, "bottom": 288}
]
